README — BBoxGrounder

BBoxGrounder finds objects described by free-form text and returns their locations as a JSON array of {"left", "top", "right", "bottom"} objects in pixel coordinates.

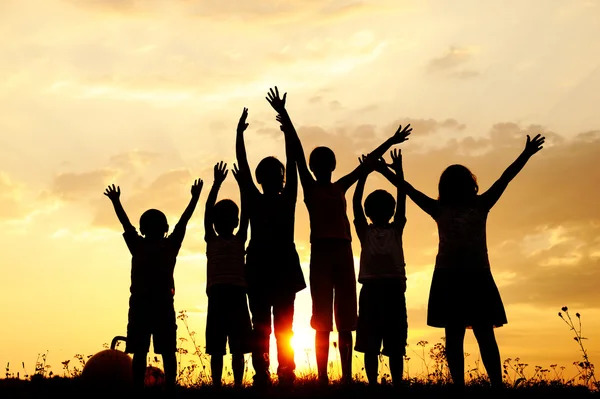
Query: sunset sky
[{"left": 2, "top": 0, "right": 600, "bottom": 382}]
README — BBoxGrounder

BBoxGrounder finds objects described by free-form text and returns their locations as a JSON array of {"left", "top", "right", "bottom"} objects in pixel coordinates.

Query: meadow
[{"left": 1, "top": 307, "right": 598, "bottom": 398}]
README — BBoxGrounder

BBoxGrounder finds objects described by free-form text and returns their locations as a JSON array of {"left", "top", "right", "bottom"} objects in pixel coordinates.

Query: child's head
[
  {"left": 139, "top": 209, "right": 169, "bottom": 238},
  {"left": 309, "top": 146, "right": 336, "bottom": 182},
  {"left": 364, "top": 189, "right": 396, "bottom": 225},
  {"left": 256, "top": 156, "right": 285, "bottom": 194},
  {"left": 213, "top": 199, "right": 239, "bottom": 236},
  {"left": 438, "top": 164, "right": 479, "bottom": 205}
]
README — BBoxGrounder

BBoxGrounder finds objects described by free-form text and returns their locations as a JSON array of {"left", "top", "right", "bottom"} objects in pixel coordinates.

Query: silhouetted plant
[{"left": 559, "top": 306, "right": 598, "bottom": 390}]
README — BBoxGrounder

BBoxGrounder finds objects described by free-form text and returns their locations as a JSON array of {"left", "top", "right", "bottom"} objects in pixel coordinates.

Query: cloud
[
  {"left": 46, "top": 169, "right": 119, "bottom": 201},
  {"left": 426, "top": 46, "right": 480, "bottom": 79},
  {"left": 0, "top": 172, "right": 27, "bottom": 221}
]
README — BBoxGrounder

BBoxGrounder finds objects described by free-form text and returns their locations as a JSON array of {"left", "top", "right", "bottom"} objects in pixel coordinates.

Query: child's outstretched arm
[
  {"left": 267, "top": 86, "right": 315, "bottom": 190},
  {"left": 480, "top": 134, "right": 545, "bottom": 210},
  {"left": 204, "top": 162, "right": 228, "bottom": 241},
  {"left": 389, "top": 149, "right": 407, "bottom": 230},
  {"left": 104, "top": 184, "right": 134, "bottom": 231},
  {"left": 353, "top": 156, "right": 372, "bottom": 241},
  {"left": 337, "top": 123, "right": 412, "bottom": 193},
  {"left": 178, "top": 179, "right": 203, "bottom": 227},
  {"left": 235, "top": 107, "right": 259, "bottom": 193},
  {"left": 277, "top": 115, "right": 298, "bottom": 202},
  {"left": 232, "top": 164, "right": 249, "bottom": 243},
  {"left": 404, "top": 181, "right": 438, "bottom": 219}
]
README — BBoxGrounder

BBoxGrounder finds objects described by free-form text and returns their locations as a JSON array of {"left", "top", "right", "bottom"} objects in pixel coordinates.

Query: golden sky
[{"left": 2, "top": 0, "right": 600, "bottom": 381}]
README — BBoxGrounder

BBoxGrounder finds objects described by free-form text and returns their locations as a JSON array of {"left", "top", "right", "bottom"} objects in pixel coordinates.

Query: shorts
[
  {"left": 125, "top": 295, "right": 177, "bottom": 354},
  {"left": 309, "top": 239, "right": 357, "bottom": 332},
  {"left": 205, "top": 284, "right": 253, "bottom": 356},
  {"left": 355, "top": 280, "right": 407, "bottom": 357}
]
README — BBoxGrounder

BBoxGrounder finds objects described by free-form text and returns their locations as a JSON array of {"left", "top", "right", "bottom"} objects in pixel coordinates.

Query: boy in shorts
[
  {"left": 269, "top": 86, "right": 411, "bottom": 384},
  {"left": 204, "top": 161, "right": 253, "bottom": 387},
  {"left": 103, "top": 178, "right": 202, "bottom": 391},
  {"left": 353, "top": 150, "right": 407, "bottom": 386}
]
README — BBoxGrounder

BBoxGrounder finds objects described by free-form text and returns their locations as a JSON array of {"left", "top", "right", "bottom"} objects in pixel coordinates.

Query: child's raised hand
[
  {"left": 390, "top": 148, "right": 403, "bottom": 172},
  {"left": 103, "top": 184, "right": 121, "bottom": 201},
  {"left": 232, "top": 163, "right": 242, "bottom": 185},
  {"left": 191, "top": 178, "right": 203, "bottom": 198},
  {"left": 214, "top": 161, "right": 228, "bottom": 184},
  {"left": 390, "top": 124, "right": 412, "bottom": 144},
  {"left": 237, "top": 108, "right": 249, "bottom": 133},
  {"left": 266, "top": 86, "right": 287, "bottom": 114},
  {"left": 275, "top": 114, "right": 286, "bottom": 132},
  {"left": 524, "top": 134, "right": 545, "bottom": 157}
]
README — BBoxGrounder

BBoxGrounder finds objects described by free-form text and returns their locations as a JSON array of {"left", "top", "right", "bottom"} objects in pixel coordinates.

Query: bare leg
[
  {"left": 364, "top": 353, "right": 378, "bottom": 385},
  {"left": 162, "top": 352, "right": 177, "bottom": 390},
  {"left": 472, "top": 326, "right": 503, "bottom": 388},
  {"left": 339, "top": 331, "right": 353, "bottom": 383},
  {"left": 315, "top": 331, "right": 330, "bottom": 383},
  {"left": 389, "top": 355, "right": 404, "bottom": 386},
  {"left": 445, "top": 326, "right": 466, "bottom": 387},
  {"left": 132, "top": 353, "right": 147, "bottom": 390},
  {"left": 210, "top": 355, "right": 223, "bottom": 387},
  {"left": 232, "top": 354, "right": 245, "bottom": 387}
]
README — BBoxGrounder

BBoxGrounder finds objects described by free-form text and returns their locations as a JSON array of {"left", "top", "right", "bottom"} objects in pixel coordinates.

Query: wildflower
[
  {"left": 562, "top": 306, "right": 568, "bottom": 312},
  {"left": 576, "top": 313, "right": 581, "bottom": 318}
]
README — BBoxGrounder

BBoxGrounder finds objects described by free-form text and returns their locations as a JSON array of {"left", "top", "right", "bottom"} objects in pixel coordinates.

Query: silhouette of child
[
  {"left": 269, "top": 86, "right": 411, "bottom": 384},
  {"left": 403, "top": 134, "right": 545, "bottom": 390},
  {"left": 353, "top": 150, "right": 407, "bottom": 386},
  {"left": 235, "top": 104, "right": 306, "bottom": 387},
  {"left": 204, "top": 161, "right": 253, "bottom": 388},
  {"left": 104, "top": 178, "right": 202, "bottom": 391}
]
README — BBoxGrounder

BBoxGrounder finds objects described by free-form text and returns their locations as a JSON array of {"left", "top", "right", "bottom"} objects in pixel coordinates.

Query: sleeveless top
[
  {"left": 304, "top": 182, "right": 352, "bottom": 242},
  {"left": 434, "top": 202, "right": 490, "bottom": 269}
]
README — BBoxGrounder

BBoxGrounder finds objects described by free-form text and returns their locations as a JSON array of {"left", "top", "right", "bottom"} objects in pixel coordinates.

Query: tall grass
[{"left": 3, "top": 306, "right": 598, "bottom": 393}]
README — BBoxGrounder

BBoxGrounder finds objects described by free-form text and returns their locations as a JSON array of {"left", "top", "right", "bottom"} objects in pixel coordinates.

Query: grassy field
[
  {"left": 0, "top": 376, "right": 597, "bottom": 399},
  {"left": 1, "top": 307, "right": 598, "bottom": 398}
]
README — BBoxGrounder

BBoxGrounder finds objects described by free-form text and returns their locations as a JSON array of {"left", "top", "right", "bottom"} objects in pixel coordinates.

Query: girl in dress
[{"left": 404, "top": 134, "right": 545, "bottom": 389}]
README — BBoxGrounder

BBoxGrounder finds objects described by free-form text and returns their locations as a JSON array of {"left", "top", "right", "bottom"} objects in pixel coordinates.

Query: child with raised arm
[
  {"left": 103, "top": 178, "right": 202, "bottom": 391},
  {"left": 235, "top": 104, "right": 306, "bottom": 388},
  {"left": 403, "top": 134, "right": 546, "bottom": 391},
  {"left": 353, "top": 150, "right": 407, "bottom": 387},
  {"left": 268, "top": 86, "right": 411, "bottom": 384},
  {"left": 204, "top": 161, "right": 253, "bottom": 388}
]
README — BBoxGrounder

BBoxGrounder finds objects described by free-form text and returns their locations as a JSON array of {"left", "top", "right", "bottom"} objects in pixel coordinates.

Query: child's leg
[
  {"left": 231, "top": 353, "right": 245, "bottom": 387},
  {"left": 315, "top": 331, "right": 331, "bottom": 382},
  {"left": 472, "top": 325, "right": 502, "bottom": 388},
  {"left": 210, "top": 355, "right": 223, "bottom": 387},
  {"left": 248, "top": 292, "right": 272, "bottom": 384},
  {"left": 273, "top": 292, "right": 296, "bottom": 384},
  {"left": 389, "top": 355, "right": 404, "bottom": 385},
  {"left": 338, "top": 331, "right": 353, "bottom": 382},
  {"left": 364, "top": 352, "right": 378, "bottom": 385},
  {"left": 445, "top": 326, "right": 466, "bottom": 387},
  {"left": 162, "top": 352, "right": 177, "bottom": 389},
  {"left": 132, "top": 353, "right": 147, "bottom": 390}
]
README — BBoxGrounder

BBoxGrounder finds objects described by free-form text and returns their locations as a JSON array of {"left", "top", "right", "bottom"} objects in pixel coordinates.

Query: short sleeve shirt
[
  {"left": 304, "top": 182, "right": 352, "bottom": 242},
  {"left": 358, "top": 225, "right": 406, "bottom": 286},
  {"left": 123, "top": 222, "right": 186, "bottom": 297},
  {"left": 206, "top": 235, "right": 247, "bottom": 294}
]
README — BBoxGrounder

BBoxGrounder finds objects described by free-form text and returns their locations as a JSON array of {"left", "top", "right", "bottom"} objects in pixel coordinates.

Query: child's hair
[
  {"left": 213, "top": 199, "right": 239, "bottom": 234},
  {"left": 438, "top": 164, "right": 479, "bottom": 205},
  {"left": 309, "top": 146, "right": 336, "bottom": 173},
  {"left": 255, "top": 156, "right": 285, "bottom": 186},
  {"left": 139, "top": 209, "right": 169, "bottom": 237},
  {"left": 364, "top": 189, "right": 396, "bottom": 224}
]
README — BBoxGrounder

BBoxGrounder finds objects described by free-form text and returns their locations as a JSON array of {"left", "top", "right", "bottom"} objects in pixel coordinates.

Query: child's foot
[
  {"left": 278, "top": 369, "right": 296, "bottom": 388},
  {"left": 252, "top": 371, "right": 272, "bottom": 391},
  {"left": 318, "top": 375, "right": 329, "bottom": 387}
]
